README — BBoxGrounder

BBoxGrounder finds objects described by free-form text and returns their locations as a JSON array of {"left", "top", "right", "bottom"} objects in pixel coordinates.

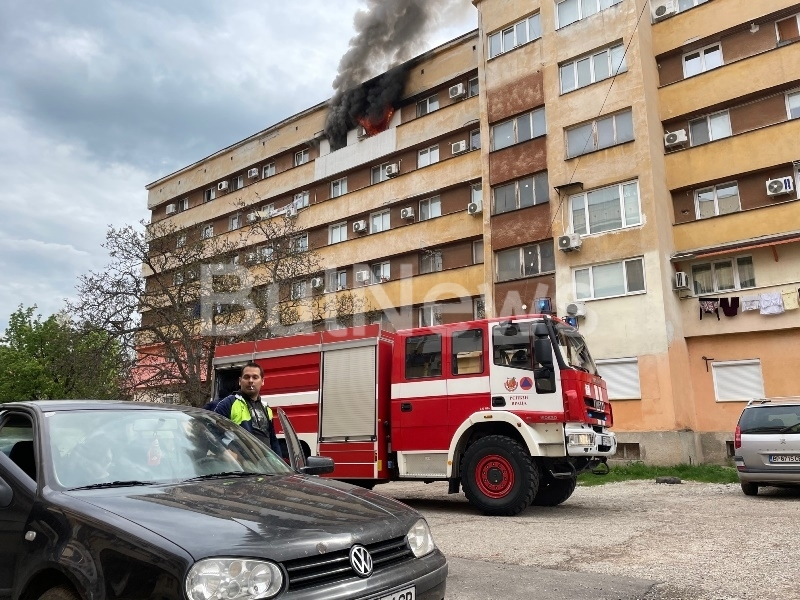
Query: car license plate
[
  {"left": 769, "top": 455, "right": 800, "bottom": 463},
  {"left": 379, "top": 586, "right": 415, "bottom": 600}
]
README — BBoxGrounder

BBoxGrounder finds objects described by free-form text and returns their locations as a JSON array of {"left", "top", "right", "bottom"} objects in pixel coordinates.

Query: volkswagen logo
[{"left": 349, "top": 545, "right": 373, "bottom": 578}]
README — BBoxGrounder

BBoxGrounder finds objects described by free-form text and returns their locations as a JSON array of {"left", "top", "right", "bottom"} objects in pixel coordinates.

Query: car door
[{"left": 276, "top": 407, "right": 307, "bottom": 472}]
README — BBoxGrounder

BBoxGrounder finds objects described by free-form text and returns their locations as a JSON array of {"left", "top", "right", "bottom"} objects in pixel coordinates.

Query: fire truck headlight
[
  {"left": 186, "top": 558, "right": 283, "bottom": 600},
  {"left": 407, "top": 519, "right": 435, "bottom": 557},
  {"left": 569, "top": 433, "right": 595, "bottom": 446}
]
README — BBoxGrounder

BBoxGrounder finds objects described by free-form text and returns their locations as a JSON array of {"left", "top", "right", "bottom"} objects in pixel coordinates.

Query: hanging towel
[
  {"left": 759, "top": 292, "right": 784, "bottom": 315},
  {"left": 699, "top": 297, "right": 720, "bottom": 320},
  {"left": 741, "top": 295, "right": 760, "bottom": 311},
  {"left": 720, "top": 297, "right": 740, "bottom": 317},
  {"left": 781, "top": 289, "right": 799, "bottom": 311}
]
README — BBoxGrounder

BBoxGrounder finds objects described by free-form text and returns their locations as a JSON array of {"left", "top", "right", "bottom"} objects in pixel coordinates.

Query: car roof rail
[{"left": 746, "top": 396, "right": 800, "bottom": 407}]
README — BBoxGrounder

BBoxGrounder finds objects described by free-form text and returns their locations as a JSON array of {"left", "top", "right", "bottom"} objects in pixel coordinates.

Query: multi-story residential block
[{"left": 145, "top": 0, "right": 800, "bottom": 464}]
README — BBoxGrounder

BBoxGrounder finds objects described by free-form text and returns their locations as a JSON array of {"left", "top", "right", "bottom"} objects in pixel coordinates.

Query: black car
[{"left": 0, "top": 401, "right": 447, "bottom": 600}]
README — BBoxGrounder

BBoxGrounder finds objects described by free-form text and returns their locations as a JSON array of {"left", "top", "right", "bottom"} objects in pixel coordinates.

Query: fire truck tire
[
  {"left": 461, "top": 435, "right": 538, "bottom": 516},
  {"left": 532, "top": 473, "right": 577, "bottom": 506}
]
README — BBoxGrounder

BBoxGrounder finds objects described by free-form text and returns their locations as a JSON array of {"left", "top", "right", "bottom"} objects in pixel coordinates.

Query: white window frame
[
  {"left": 204, "top": 188, "right": 216, "bottom": 203},
  {"left": 200, "top": 224, "right": 214, "bottom": 240},
  {"left": 473, "top": 297, "right": 486, "bottom": 320},
  {"left": 491, "top": 107, "right": 546, "bottom": 151},
  {"left": 176, "top": 234, "right": 186, "bottom": 249},
  {"left": 560, "top": 43, "right": 627, "bottom": 94},
  {"left": 418, "top": 145, "right": 440, "bottom": 168},
  {"left": 420, "top": 250, "right": 443, "bottom": 274},
  {"left": 263, "top": 163, "right": 276, "bottom": 178},
  {"left": 472, "top": 183, "right": 483, "bottom": 205},
  {"left": 293, "top": 191, "right": 309, "bottom": 209},
  {"left": 468, "top": 77, "right": 479, "bottom": 97},
  {"left": 261, "top": 203, "right": 274, "bottom": 217},
  {"left": 566, "top": 109, "right": 634, "bottom": 158},
  {"left": 470, "top": 128, "right": 481, "bottom": 150},
  {"left": 677, "top": 0, "right": 709, "bottom": 11},
  {"left": 419, "top": 196, "right": 441, "bottom": 221},
  {"left": 473, "top": 240, "right": 484, "bottom": 264},
  {"left": 293, "top": 233, "right": 308, "bottom": 252},
  {"left": 178, "top": 198, "right": 189, "bottom": 212},
  {"left": 496, "top": 241, "right": 556, "bottom": 282},
  {"left": 690, "top": 255, "right": 756, "bottom": 295},
  {"left": 493, "top": 172, "right": 550, "bottom": 215},
  {"left": 694, "top": 182, "right": 741, "bottom": 219},
  {"left": 416, "top": 95, "right": 439, "bottom": 117},
  {"left": 331, "top": 177, "right": 347, "bottom": 198},
  {"left": 371, "top": 261, "right": 391, "bottom": 283},
  {"left": 371, "top": 162, "right": 394, "bottom": 184},
  {"left": 595, "top": 358, "right": 641, "bottom": 400},
  {"left": 229, "top": 213, "right": 242, "bottom": 231},
  {"left": 711, "top": 359, "right": 765, "bottom": 403},
  {"left": 328, "top": 222, "right": 348, "bottom": 245},
  {"left": 370, "top": 210, "right": 390, "bottom": 234},
  {"left": 785, "top": 89, "right": 800, "bottom": 120},
  {"left": 688, "top": 110, "right": 732, "bottom": 146},
  {"left": 328, "top": 270, "right": 347, "bottom": 292},
  {"left": 556, "top": 0, "right": 623, "bottom": 29},
  {"left": 569, "top": 180, "right": 641, "bottom": 236},
  {"left": 258, "top": 245, "right": 273, "bottom": 262},
  {"left": 682, "top": 43, "right": 723, "bottom": 78},
  {"left": 488, "top": 13, "right": 542, "bottom": 58},
  {"left": 230, "top": 175, "right": 243, "bottom": 191},
  {"left": 173, "top": 272, "right": 184, "bottom": 286},
  {"left": 290, "top": 281, "right": 307, "bottom": 300},
  {"left": 574, "top": 257, "right": 646, "bottom": 300},
  {"left": 419, "top": 304, "right": 443, "bottom": 327},
  {"left": 295, "top": 149, "right": 309, "bottom": 166}
]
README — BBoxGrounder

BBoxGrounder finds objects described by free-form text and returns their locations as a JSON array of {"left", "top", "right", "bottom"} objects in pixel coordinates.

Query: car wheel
[
  {"left": 532, "top": 472, "right": 577, "bottom": 506},
  {"left": 462, "top": 435, "right": 538, "bottom": 516},
  {"left": 39, "top": 586, "right": 80, "bottom": 600},
  {"left": 740, "top": 482, "right": 759, "bottom": 496}
]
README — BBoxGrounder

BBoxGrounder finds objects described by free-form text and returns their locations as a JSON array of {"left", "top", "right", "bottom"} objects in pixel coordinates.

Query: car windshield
[
  {"left": 739, "top": 405, "right": 800, "bottom": 433},
  {"left": 46, "top": 408, "right": 292, "bottom": 490},
  {"left": 554, "top": 325, "right": 598, "bottom": 375}
]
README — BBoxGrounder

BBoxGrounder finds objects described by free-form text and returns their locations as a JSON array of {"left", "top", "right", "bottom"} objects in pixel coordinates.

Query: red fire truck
[{"left": 212, "top": 314, "right": 616, "bottom": 516}]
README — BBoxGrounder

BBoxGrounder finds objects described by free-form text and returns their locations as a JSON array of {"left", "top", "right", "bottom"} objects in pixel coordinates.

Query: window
[
  {"left": 694, "top": 182, "right": 740, "bottom": 219},
  {"left": 560, "top": 43, "right": 627, "bottom": 94},
  {"left": 492, "top": 107, "right": 546, "bottom": 151},
  {"left": 200, "top": 224, "right": 214, "bottom": 239},
  {"left": 261, "top": 203, "right": 274, "bottom": 217},
  {"left": 258, "top": 245, "right": 273, "bottom": 262},
  {"left": 473, "top": 297, "right": 486, "bottom": 319},
  {"left": 557, "top": 0, "right": 622, "bottom": 29},
  {"left": 420, "top": 250, "right": 443, "bottom": 274},
  {"left": 328, "top": 270, "right": 347, "bottom": 292},
  {"left": 295, "top": 149, "right": 309, "bottom": 166},
  {"left": 174, "top": 272, "right": 184, "bottom": 286},
  {"left": 566, "top": 110, "right": 634, "bottom": 158},
  {"left": 570, "top": 180, "right": 641, "bottom": 235},
  {"left": 371, "top": 261, "right": 390, "bottom": 283},
  {"left": 331, "top": 178, "right": 347, "bottom": 198},
  {"left": 493, "top": 172, "right": 550, "bottom": 214},
  {"left": 231, "top": 175, "right": 244, "bottom": 191},
  {"left": 470, "top": 129, "right": 481, "bottom": 150},
  {"left": 452, "top": 329, "right": 484, "bottom": 375},
  {"left": 473, "top": 240, "right": 484, "bottom": 264},
  {"left": 418, "top": 145, "right": 440, "bottom": 168},
  {"left": 496, "top": 241, "right": 555, "bottom": 282},
  {"left": 292, "top": 191, "right": 309, "bottom": 210},
  {"left": 290, "top": 281, "right": 306, "bottom": 300},
  {"left": 416, "top": 95, "right": 439, "bottom": 117},
  {"left": 293, "top": 233, "right": 308, "bottom": 252},
  {"left": 689, "top": 111, "right": 731, "bottom": 146},
  {"left": 229, "top": 213, "right": 242, "bottom": 231},
  {"left": 371, "top": 162, "right": 394, "bottom": 184},
  {"left": 405, "top": 334, "right": 442, "bottom": 378},
  {"left": 370, "top": 210, "right": 390, "bottom": 233},
  {"left": 488, "top": 13, "right": 542, "bottom": 58},
  {"left": 204, "top": 188, "right": 216, "bottom": 203},
  {"left": 418, "top": 305, "right": 443, "bottom": 328},
  {"left": 682, "top": 43, "right": 723, "bottom": 78},
  {"left": 176, "top": 234, "right": 186, "bottom": 249},
  {"left": 492, "top": 323, "right": 533, "bottom": 370},
  {"left": 595, "top": 358, "right": 641, "bottom": 400},
  {"left": 468, "top": 77, "right": 479, "bottom": 97},
  {"left": 786, "top": 90, "right": 800, "bottom": 120},
  {"left": 419, "top": 196, "right": 441, "bottom": 221},
  {"left": 777, "top": 15, "right": 800, "bottom": 43},
  {"left": 263, "top": 163, "right": 276, "bottom": 178},
  {"left": 712, "top": 360, "right": 764, "bottom": 402},
  {"left": 472, "top": 183, "right": 483, "bottom": 205},
  {"left": 178, "top": 198, "right": 189, "bottom": 212},
  {"left": 678, "top": 0, "right": 709, "bottom": 11},
  {"left": 328, "top": 222, "right": 347, "bottom": 244},
  {"left": 574, "top": 258, "right": 646, "bottom": 300},
  {"left": 691, "top": 256, "right": 755, "bottom": 295}
]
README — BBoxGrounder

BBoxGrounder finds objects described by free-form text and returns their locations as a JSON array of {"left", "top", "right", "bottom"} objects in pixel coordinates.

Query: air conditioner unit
[
  {"left": 566, "top": 301, "right": 587, "bottom": 318},
  {"left": 558, "top": 234, "right": 582, "bottom": 252},
  {"left": 652, "top": 0, "right": 678, "bottom": 21},
  {"left": 357, "top": 125, "right": 368, "bottom": 139},
  {"left": 311, "top": 277, "right": 324, "bottom": 289},
  {"left": 449, "top": 83, "right": 466, "bottom": 99},
  {"left": 247, "top": 212, "right": 260, "bottom": 223},
  {"left": 353, "top": 220, "right": 368, "bottom": 233},
  {"left": 451, "top": 140, "right": 467, "bottom": 155},
  {"left": 218, "top": 181, "right": 229, "bottom": 192},
  {"left": 400, "top": 207, "right": 415, "bottom": 220},
  {"left": 245, "top": 252, "right": 258, "bottom": 264},
  {"left": 675, "top": 271, "right": 690, "bottom": 291},
  {"left": 467, "top": 200, "right": 482, "bottom": 215},
  {"left": 385, "top": 163, "right": 400, "bottom": 178},
  {"left": 166, "top": 203, "right": 177, "bottom": 215},
  {"left": 286, "top": 205, "right": 298, "bottom": 218},
  {"left": 664, "top": 129, "right": 688, "bottom": 148},
  {"left": 766, "top": 176, "right": 795, "bottom": 197},
  {"left": 247, "top": 168, "right": 259, "bottom": 178},
  {"left": 355, "top": 270, "right": 370, "bottom": 283}
]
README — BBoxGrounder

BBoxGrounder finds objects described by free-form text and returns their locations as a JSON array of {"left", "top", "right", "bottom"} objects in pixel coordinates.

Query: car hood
[{"left": 67, "top": 474, "right": 418, "bottom": 561}]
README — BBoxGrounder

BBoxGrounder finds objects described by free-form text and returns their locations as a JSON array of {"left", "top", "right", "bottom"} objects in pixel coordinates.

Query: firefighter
[{"left": 214, "top": 361, "right": 281, "bottom": 456}]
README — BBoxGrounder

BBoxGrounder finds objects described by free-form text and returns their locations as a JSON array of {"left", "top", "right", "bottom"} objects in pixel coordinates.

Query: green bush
[{"left": 578, "top": 462, "right": 739, "bottom": 486}]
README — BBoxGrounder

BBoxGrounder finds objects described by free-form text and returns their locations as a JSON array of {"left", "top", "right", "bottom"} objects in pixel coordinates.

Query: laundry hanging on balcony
[
  {"left": 699, "top": 298, "right": 720, "bottom": 320},
  {"left": 719, "top": 297, "right": 739, "bottom": 317},
  {"left": 759, "top": 292, "right": 784, "bottom": 315},
  {"left": 781, "top": 289, "right": 799, "bottom": 311}
]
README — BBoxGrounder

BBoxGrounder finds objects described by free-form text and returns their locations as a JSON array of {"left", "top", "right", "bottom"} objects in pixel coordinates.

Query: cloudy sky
[{"left": 0, "top": 0, "right": 476, "bottom": 334}]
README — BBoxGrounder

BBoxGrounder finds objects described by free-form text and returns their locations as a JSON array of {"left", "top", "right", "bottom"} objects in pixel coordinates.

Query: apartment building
[{"left": 145, "top": 0, "right": 800, "bottom": 464}]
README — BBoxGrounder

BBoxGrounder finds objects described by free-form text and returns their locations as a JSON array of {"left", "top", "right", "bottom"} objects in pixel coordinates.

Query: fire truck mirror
[
  {"left": 533, "top": 338, "right": 553, "bottom": 367},
  {"left": 533, "top": 322, "right": 549, "bottom": 338}
]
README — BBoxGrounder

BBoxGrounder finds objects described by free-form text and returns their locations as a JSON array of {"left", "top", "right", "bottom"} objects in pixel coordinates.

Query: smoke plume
[{"left": 325, "top": 0, "right": 472, "bottom": 150}]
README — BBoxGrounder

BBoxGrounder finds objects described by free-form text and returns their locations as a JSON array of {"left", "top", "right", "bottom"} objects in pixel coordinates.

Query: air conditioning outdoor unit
[
  {"left": 401, "top": 207, "right": 415, "bottom": 220},
  {"left": 247, "top": 168, "right": 259, "bottom": 178},
  {"left": 166, "top": 203, "right": 177, "bottom": 215},
  {"left": 385, "top": 163, "right": 400, "bottom": 178},
  {"left": 766, "top": 176, "right": 795, "bottom": 197},
  {"left": 652, "top": 0, "right": 678, "bottom": 21},
  {"left": 558, "top": 234, "right": 582, "bottom": 252},
  {"left": 286, "top": 205, "right": 298, "bottom": 218},
  {"left": 355, "top": 270, "right": 370, "bottom": 283},
  {"left": 664, "top": 129, "right": 688, "bottom": 148},
  {"left": 451, "top": 140, "right": 467, "bottom": 155},
  {"left": 311, "top": 277, "right": 324, "bottom": 289},
  {"left": 353, "top": 220, "right": 368, "bottom": 233},
  {"left": 675, "top": 271, "right": 690, "bottom": 291},
  {"left": 467, "top": 200, "right": 482, "bottom": 216},
  {"left": 245, "top": 252, "right": 258, "bottom": 264},
  {"left": 218, "top": 181, "right": 229, "bottom": 192},
  {"left": 566, "top": 301, "right": 587, "bottom": 318},
  {"left": 449, "top": 83, "right": 466, "bottom": 99},
  {"left": 247, "top": 212, "right": 260, "bottom": 223}
]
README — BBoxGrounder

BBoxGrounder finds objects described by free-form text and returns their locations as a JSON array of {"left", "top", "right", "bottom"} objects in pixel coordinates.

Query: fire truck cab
[{"left": 212, "top": 315, "right": 616, "bottom": 516}]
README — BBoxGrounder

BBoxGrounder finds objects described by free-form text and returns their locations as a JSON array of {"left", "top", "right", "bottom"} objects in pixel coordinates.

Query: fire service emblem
[
  {"left": 519, "top": 377, "right": 533, "bottom": 391},
  {"left": 504, "top": 377, "right": 518, "bottom": 392}
]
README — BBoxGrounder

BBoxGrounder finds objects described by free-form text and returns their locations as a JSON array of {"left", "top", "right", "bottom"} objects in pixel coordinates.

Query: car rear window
[{"left": 739, "top": 405, "right": 800, "bottom": 433}]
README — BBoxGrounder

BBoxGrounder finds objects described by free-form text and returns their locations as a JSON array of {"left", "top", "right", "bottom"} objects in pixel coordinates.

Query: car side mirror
[
  {"left": 300, "top": 456, "right": 335, "bottom": 476},
  {"left": 534, "top": 338, "right": 553, "bottom": 368},
  {"left": 0, "top": 476, "right": 13, "bottom": 508}
]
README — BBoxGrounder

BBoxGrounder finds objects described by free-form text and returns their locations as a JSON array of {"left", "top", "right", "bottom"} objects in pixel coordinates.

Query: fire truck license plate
[
  {"left": 379, "top": 587, "right": 414, "bottom": 600},
  {"left": 769, "top": 455, "right": 800, "bottom": 463}
]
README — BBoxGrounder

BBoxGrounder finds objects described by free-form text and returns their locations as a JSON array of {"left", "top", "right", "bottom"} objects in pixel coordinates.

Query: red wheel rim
[{"left": 475, "top": 454, "right": 515, "bottom": 498}]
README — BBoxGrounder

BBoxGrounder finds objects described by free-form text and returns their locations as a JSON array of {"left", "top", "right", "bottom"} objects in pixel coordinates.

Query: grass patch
[{"left": 577, "top": 462, "right": 739, "bottom": 486}]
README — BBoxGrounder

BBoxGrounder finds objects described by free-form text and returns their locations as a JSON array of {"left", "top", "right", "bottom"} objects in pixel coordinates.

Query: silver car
[{"left": 733, "top": 399, "right": 800, "bottom": 495}]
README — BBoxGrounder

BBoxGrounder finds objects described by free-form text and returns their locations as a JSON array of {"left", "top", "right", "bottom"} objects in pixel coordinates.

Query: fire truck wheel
[
  {"left": 462, "top": 435, "right": 538, "bottom": 516},
  {"left": 532, "top": 473, "right": 577, "bottom": 506}
]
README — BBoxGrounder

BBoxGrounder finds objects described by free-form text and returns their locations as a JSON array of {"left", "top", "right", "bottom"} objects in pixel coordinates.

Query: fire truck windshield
[{"left": 554, "top": 325, "right": 598, "bottom": 375}]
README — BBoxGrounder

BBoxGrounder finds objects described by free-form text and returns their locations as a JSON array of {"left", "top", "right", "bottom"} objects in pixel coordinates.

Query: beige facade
[{"left": 146, "top": 0, "right": 800, "bottom": 464}]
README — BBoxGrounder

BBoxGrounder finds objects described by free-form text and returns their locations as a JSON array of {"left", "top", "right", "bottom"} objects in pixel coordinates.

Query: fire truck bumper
[{"left": 564, "top": 425, "right": 617, "bottom": 457}]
